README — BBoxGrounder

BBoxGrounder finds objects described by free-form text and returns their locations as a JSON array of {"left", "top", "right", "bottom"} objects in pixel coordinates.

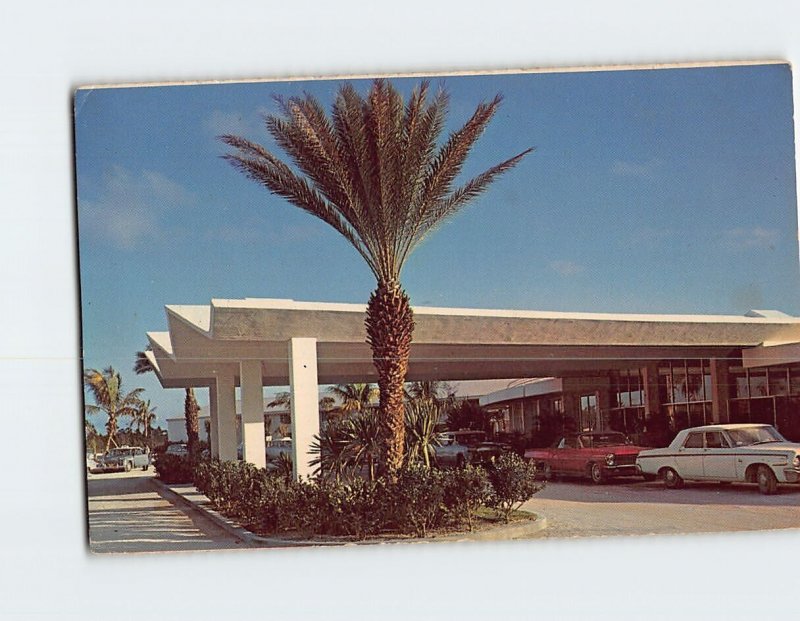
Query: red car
[{"left": 524, "top": 432, "right": 648, "bottom": 484}]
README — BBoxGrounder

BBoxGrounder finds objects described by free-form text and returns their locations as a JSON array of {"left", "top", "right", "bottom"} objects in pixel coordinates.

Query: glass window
[
  {"left": 749, "top": 370, "right": 768, "bottom": 398},
  {"left": 790, "top": 368, "right": 800, "bottom": 396},
  {"left": 683, "top": 432, "right": 703, "bottom": 449},
  {"left": 705, "top": 432, "right": 729, "bottom": 449},
  {"left": 734, "top": 373, "right": 749, "bottom": 399},
  {"left": 671, "top": 366, "right": 687, "bottom": 403},
  {"left": 768, "top": 368, "right": 788, "bottom": 396},
  {"left": 688, "top": 364, "right": 705, "bottom": 401}
]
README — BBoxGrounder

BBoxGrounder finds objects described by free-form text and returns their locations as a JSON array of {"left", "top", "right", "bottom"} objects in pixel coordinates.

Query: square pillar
[
  {"left": 208, "top": 384, "right": 219, "bottom": 459},
  {"left": 215, "top": 372, "right": 238, "bottom": 462},
  {"left": 710, "top": 358, "right": 732, "bottom": 424},
  {"left": 289, "top": 338, "right": 320, "bottom": 481},
  {"left": 240, "top": 359, "right": 266, "bottom": 469}
]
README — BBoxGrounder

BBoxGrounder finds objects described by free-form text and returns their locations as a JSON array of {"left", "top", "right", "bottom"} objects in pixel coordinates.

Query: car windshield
[
  {"left": 727, "top": 426, "right": 786, "bottom": 447},
  {"left": 454, "top": 432, "right": 486, "bottom": 447},
  {"left": 579, "top": 433, "right": 627, "bottom": 448}
]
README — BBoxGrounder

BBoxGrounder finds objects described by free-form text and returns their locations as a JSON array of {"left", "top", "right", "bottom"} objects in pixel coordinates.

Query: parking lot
[{"left": 522, "top": 477, "right": 800, "bottom": 539}]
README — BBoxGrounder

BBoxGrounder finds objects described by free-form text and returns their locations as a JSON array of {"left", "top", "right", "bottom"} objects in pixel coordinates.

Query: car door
[
  {"left": 559, "top": 436, "right": 585, "bottom": 475},
  {"left": 676, "top": 431, "right": 705, "bottom": 479},
  {"left": 701, "top": 431, "right": 737, "bottom": 480},
  {"left": 548, "top": 437, "right": 571, "bottom": 474}
]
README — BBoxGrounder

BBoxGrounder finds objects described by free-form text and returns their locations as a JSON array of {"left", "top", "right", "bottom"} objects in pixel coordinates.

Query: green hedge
[
  {"left": 153, "top": 453, "right": 194, "bottom": 484},
  {"left": 193, "top": 456, "right": 543, "bottom": 539}
]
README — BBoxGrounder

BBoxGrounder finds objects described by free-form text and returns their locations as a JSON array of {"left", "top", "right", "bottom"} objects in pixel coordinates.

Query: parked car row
[{"left": 524, "top": 423, "right": 800, "bottom": 495}]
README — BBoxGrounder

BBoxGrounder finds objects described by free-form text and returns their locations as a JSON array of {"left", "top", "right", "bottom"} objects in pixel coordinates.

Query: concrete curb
[{"left": 150, "top": 477, "right": 548, "bottom": 548}]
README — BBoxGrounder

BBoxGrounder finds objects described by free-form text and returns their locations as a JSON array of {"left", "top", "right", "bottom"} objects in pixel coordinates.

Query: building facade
[{"left": 480, "top": 360, "right": 800, "bottom": 448}]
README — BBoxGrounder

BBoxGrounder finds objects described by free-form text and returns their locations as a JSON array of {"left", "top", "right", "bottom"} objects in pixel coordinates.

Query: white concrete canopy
[{"left": 145, "top": 297, "right": 800, "bottom": 476}]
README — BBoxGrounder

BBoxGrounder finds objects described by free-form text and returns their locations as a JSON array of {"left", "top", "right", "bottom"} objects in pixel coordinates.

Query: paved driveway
[
  {"left": 87, "top": 470, "right": 250, "bottom": 554},
  {"left": 523, "top": 478, "right": 800, "bottom": 539}
]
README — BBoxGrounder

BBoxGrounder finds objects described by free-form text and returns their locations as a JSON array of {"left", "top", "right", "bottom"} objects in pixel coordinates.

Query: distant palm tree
[
  {"left": 327, "top": 383, "right": 378, "bottom": 416},
  {"left": 134, "top": 348, "right": 199, "bottom": 458},
  {"left": 222, "top": 79, "right": 531, "bottom": 476},
  {"left": 130, "top": 399, "right": 157, "bottom": 440},
  {"left": 405, "top": 380, "right": 455, "bottom": 408},
  {"left": 83, "top": 367, "right": 144, "bottom": 452}
]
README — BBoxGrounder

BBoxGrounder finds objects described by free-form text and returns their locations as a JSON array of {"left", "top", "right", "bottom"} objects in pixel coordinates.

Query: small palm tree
[
  {"left": 309, "top": 419, "right": 350, "bottom": 481},
  {"left": 83, "top": 367, "right": 144, "bottom": 452},
  {"left": 222, "top": 79, "right": 531, "bottom": 476}
]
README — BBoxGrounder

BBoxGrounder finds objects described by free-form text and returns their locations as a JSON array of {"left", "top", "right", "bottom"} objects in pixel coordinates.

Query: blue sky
[{"left": 75, "top": 63, "right": 800, "bottom": 427}]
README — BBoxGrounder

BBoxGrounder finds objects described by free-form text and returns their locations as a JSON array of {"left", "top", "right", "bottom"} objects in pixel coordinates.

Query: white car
[{"left": 636, "top": 423, "right": 800, "bottom": 494}]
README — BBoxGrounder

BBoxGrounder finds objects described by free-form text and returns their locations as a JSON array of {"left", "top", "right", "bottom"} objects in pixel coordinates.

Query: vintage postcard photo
[{"left": 75, "top": 61, "right": 800, "bottom": 553}]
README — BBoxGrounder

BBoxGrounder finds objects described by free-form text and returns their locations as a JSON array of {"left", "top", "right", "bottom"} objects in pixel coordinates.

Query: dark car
[{"left": 434, "top": 430, "right": 509, "bottom": 467}]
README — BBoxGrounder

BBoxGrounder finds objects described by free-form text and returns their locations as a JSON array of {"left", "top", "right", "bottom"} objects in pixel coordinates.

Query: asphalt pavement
[{"left": 522, "top": 476, "right": 800, "bottom": 539}]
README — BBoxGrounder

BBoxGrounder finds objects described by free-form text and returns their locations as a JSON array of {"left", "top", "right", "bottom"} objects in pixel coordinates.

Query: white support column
[
  {"left": 289, "top": 338, "right": 320, "bottom": 481},
  {"left": 208, "top": 383, "right": 219, "bottom": 459},
  {"left": 215, "top": 372, "right": 238, "bottom": 462},
  {"left": 240, "top": 359, "right": 266, "bottom": 469}
]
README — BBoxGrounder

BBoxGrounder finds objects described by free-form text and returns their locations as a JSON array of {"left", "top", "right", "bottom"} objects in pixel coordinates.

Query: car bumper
[
  {"left": 604, "top": 464, "right": 639, "bottom": 477},
  {"left": 782, "top": 468, "right": 800, "bottom": 483}
]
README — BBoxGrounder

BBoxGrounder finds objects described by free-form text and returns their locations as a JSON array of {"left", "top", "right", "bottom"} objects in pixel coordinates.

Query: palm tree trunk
[{"left": 365, "top": 281, "right": 414, "bottom": 478}]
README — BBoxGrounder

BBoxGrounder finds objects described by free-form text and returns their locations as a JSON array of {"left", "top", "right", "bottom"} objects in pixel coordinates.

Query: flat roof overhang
[{"left": 145, "top": 298, "right": 800, "bottom": 389}]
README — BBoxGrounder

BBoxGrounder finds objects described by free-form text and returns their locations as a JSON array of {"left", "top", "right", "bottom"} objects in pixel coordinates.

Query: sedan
[
  {"left": 525, "top": 432, "right": 648, "bottom": 484},
  {"left": 636, "top": 423, "right": 800, "bottom": 494}
]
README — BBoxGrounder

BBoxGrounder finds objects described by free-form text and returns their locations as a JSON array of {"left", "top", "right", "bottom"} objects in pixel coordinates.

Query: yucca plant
[
  {"left": 309, "top": 419, "right": 351, "bottom": 481},
  {"left": 404, "top": 399, "right": 442, "bottom": 469},
  {"left": 222, "top": 79, "right": 531, "bottom": 476},
  {"left": 341, "top": 411, "right": 383, "bottom": 482}
]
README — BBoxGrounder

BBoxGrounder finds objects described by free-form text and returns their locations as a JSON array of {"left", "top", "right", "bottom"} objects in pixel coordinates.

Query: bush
[
  {"left": 486, "top": 452, "right": 543, "bottom": 522},
  {"left": 190, "top": 455, "right": 540, "bottom": 539},
  {"left": 154, "top": 453, "right": 194, "bottom": 484},
  {"left": 387, "top": 464, "right": 448, "bottom": 537},
  {"left": 442, "top": 465, "right": 492, "bottom": 531}
]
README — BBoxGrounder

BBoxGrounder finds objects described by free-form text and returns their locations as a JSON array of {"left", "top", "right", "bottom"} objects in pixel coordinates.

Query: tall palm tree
[
  {"left": 222, "top": 79, "right": 531, "bottom": 476},
  {"left": 327, "top": 383, "right": 378, "bottom": 416},
  {"left": 83, "top": 367, "right": 144, "bottom": 452},
  {"left": 134, "top": 349, "right": 199, "bottom": 458}
]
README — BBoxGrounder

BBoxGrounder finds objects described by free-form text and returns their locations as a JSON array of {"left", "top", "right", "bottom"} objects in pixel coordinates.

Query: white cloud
[
  {"left": 549, "top": 260, "right": 584, "bottom": 276},
  {"left": 80, "top": 166, "right": 194, "bottom": 250},
  {"left": 722, "top": 227, "right": 780, "bottom": 250}
]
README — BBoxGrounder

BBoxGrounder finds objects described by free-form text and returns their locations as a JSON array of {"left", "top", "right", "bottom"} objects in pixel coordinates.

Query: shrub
[
  {"left": 154, "top": 453, "right": 194, "bottom": 484},
  {"left": 442, "top": 465, "right": 492, "bottom": 530},
  {"left": 388, "top": 464, "right": 448, "bottom": 537},
  {"left": 486, "top": 452, "right": 543, "bottom": 522}
]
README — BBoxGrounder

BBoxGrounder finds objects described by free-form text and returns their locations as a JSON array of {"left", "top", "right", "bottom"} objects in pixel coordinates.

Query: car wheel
[
  {"left": 662, "top": 467, "right": 684, "bottom": 489},
  {"left": 589, "top": 462, "right": 606, "bottom": 485},
  {"left": 756, "top": 465, "right": 778, "bottom": 495},
  {"left": 124, "top": 460, "right": 132, "bottom": 472},
  {"left": 455, "top": 454, "right": 466, "bottom": 469},
  {"left": 543, "top": 463, "right": 554, "bottom": 481}
]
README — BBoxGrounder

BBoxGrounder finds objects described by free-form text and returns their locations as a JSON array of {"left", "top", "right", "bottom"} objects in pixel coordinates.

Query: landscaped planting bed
[{"left": 173, "top": 453, "right": 544, "bottom": 541}]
